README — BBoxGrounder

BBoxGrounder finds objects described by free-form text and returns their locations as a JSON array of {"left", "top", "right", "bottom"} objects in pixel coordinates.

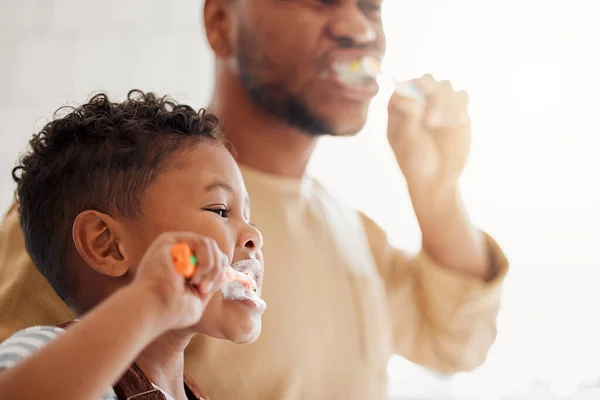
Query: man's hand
[
  {"left": 387, "top": 75, "right": 492, "bottom": 280},
  {"left": 387, "top": 74, "right": 471, "bottom": 196}
]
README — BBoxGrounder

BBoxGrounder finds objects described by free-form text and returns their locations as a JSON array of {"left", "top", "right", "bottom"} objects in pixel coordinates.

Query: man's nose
[{"left": 327, "top": 4, "right": 378, "bottom": 47}]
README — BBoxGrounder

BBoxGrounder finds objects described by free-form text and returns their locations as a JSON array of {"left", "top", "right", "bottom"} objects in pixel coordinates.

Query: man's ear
[
  {"left": 203, "top": 0, "right": 237, "bottom": 58},
  {"left": 72, "top": 210, "right": 131, "bottom": 277}
]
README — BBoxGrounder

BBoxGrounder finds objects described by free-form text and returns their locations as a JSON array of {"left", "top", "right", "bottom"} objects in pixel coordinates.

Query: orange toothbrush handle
[
  {"left": 172, "top": 243, "right": 238, "bottom": 284},
  {"left": 171, "top": 243, "right": 196, "bottom": 278}
]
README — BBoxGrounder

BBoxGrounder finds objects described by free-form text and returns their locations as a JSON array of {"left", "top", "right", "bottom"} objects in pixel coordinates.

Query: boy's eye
[{"left": 206, "top": 208, "right": 230, "bottom": 218}]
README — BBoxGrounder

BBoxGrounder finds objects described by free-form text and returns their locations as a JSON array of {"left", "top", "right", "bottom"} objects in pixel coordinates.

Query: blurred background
[{"left": 0, "top": 0, "right": 598, "bottom": 398}]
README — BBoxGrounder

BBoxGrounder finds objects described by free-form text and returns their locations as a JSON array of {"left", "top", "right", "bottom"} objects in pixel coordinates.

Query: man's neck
[
  {"left": 135, "top": 331, "right": 192, "bottom": 400},
  {"left": 208, "top": 64, "right": 318, "bottom": 178}
]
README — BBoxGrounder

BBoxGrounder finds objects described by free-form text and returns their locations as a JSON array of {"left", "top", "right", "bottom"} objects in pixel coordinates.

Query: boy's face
[{"left": 121, "top": 141, "right": 265, "bottom": 343}]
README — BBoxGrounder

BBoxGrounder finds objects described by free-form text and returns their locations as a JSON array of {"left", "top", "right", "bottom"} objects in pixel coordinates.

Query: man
[{"left": 0, "top": 0, "right": 508, "bottom": 399}]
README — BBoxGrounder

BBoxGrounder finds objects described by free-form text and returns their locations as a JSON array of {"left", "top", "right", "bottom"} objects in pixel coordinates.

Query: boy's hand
[{"left": 133, "top": 232, "right": 229, "bottom": 331}]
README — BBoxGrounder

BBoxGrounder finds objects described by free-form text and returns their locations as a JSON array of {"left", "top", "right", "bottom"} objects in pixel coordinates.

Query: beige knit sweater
[{"left": 0, "top": 165, "right": 508, "bottom": 399}]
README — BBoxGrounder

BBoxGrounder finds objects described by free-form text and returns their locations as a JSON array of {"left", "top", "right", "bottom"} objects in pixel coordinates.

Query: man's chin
[
  {"left": 330, "top": 126, "right": 365, "bottom": 137},
  {"left": 318, "top": 119, "right": 368, "bottom": 137},
  {"left": 309, "top": 105, "right": 370, "bottom": 137}
]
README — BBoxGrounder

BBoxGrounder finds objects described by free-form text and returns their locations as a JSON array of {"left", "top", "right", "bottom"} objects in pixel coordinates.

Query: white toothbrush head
[{"left": 359, "top": 55, "right": 381, "bottom": 78}]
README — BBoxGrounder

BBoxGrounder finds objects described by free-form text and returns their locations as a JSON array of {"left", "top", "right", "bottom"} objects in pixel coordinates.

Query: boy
[{"left": 0, "top": 90, "right": 266, "bottom": 399}]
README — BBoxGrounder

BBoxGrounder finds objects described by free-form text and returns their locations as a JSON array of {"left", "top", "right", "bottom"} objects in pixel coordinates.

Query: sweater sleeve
[{"left": 360, "top": 212, "right": 508, "bottom": 373}]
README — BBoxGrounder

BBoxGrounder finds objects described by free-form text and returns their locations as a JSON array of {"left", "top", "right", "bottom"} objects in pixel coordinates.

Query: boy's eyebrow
[
  {"left": 204, "top": 180, "right": 233, "bottom": 193},
  {"left": 205, "top": 180, "right": 250, "bottom": 207}
]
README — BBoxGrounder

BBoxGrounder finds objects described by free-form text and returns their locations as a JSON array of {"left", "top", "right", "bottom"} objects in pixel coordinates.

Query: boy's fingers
[
  {"left": 152, "top": 233, "right": 227, "bottom": 296},
  {"left": 193, "top": 238, "right": 222, "bottom": 284},
  {"left": 190, "top": 238, "right": 225, "bottom": 294},
  {"left": 199, "top": 246, "right": 228, "bottom": 294},
  {"left": 166, "top": 232, "right": 214, "bottom": 266}
]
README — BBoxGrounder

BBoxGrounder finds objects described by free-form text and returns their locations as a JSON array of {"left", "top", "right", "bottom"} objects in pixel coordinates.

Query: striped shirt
[{"left": 0, "top": 326, "right": 174, "bottom": 400}]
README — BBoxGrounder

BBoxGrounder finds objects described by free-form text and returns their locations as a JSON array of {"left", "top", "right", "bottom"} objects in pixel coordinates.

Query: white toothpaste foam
[
  {"left": 231, "top": 259, "right": 263, "bottom": 281},
  {"left": 221, "top": 259, "right": 266, "bottom": 311}
]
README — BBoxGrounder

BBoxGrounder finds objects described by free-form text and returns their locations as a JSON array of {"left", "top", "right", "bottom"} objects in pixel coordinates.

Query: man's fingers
[
  {"left": 388, "top": 92, "right": 425, "bottom": 142},
  {"left": 407, "top": 75, "right": 470, "bottom": 130},
  {"left": 449, "top": 90, "right": 470, "bottom": 127}
]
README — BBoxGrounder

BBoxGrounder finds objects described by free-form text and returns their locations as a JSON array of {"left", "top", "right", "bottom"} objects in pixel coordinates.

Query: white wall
[
  {"left": 1, "top": 0, "right": 599, "bottom": 399},
  {"left": 0, "top": 0, "right": 214, "bottom": 213}
]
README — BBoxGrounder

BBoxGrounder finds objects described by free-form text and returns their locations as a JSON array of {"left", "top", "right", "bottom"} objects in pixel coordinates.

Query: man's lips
[
  {"left": 319, "top": 52, "right": 382, "bottom": 100},
  {"left": 326, "top": 49, "right": 383, "bottom": 65}
]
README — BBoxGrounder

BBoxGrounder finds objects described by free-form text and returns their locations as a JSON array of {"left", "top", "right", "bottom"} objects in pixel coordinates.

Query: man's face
[{"left": 225, "top": 0, "right": 386, "bottom": 136}]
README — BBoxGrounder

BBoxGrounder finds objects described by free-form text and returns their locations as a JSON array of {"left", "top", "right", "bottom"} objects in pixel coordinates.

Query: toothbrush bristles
[{"left": 360, "top": 56, "right": 381, "bottom": 78}]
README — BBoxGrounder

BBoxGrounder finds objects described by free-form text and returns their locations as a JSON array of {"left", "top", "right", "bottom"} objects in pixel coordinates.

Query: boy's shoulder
[
  {"left": 0, "top": 325, "right": 66, "bottom": 370},
  {"left": 0, "top": 325, "right": 118, "bottom": 399}
]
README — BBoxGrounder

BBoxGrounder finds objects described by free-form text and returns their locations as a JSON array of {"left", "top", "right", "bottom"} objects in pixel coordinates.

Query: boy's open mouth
[
  {"left": 222, "top": 259, "right": 266, "bottom": 312},
  {"left": 231, "top": 259, "right": 261, "bottom": 291}
]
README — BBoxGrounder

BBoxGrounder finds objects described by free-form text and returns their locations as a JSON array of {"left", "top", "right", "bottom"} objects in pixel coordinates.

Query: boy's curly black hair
[{"left": 12, "top": 90, "right": 221, "bottom": 305}]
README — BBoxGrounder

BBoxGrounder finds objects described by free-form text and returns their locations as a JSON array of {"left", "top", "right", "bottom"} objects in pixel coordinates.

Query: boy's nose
[{"left": 240, "top": 223, "right": 263, "bottom": 253}]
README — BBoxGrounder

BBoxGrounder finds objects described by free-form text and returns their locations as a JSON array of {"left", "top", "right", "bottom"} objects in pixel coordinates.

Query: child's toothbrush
[{"left": 171, "top": 243, "right": 256, "bottom": 290}]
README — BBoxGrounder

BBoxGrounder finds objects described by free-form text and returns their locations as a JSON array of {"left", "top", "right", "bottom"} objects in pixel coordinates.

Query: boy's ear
[
  {"left": 203, "top": 0, "right": 236, "bottom": 58},
  {"left": 72, "top": 210, "right": 131, "bottom": 277}
]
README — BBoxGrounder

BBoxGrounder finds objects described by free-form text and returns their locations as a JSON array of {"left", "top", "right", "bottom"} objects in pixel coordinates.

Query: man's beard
[{"left": 235, "top": 32, "right": 333, "bottom": 136}]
